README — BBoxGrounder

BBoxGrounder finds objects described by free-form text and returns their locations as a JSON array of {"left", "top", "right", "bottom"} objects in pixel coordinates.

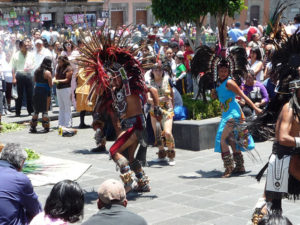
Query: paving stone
[{"left": 2, "top": 116, "right": 300, "bottom": 224}]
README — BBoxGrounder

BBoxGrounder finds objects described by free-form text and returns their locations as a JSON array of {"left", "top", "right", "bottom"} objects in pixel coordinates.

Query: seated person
[
  {"left": 30, "top": 180, "right": 84, "bottom": 225},
  {"left": 82, "top": 179, "right": 147, "bottom": 225},
  {"left": 0, "top": 143, "right": 41, "bottom": 225},
  {"left": 239, "top": 70, "right": 269, "bottom": 117}
]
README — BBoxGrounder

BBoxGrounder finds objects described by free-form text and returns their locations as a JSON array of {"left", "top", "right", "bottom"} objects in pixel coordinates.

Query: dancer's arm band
[{"left": 295, "top": 137, "right": 300, "bottom": 148}]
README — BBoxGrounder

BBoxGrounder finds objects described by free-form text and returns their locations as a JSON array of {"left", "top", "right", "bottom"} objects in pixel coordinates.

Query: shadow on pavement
[
  {"left": 73, "top": 149, "right": 108, "bottom": 155},
  {"left": 84, "top": 189, "right": 98, "bottom": 204},
  {"left": 126, "top": 192, "right": 158, "bottom": 201},
  {"left": 178, "top": 169, "right": 252, "bottom": 179}
]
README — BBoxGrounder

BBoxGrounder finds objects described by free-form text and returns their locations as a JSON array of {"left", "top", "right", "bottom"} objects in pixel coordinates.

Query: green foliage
[
  {"left": 1, "top": 122, "right": 24, "bottom": 133},
  {"left": 151, "top": 0, "right": 246, "bottom": 25},
  {"left": 182, "top": 94, "right": 221, "bottom": 120},
  {"left": 25, "top": 148, "right": 40, "bottom": 161}
]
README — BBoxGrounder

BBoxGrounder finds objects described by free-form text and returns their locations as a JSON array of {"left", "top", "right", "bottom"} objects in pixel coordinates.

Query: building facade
[
  {"left": 0, "top": 0, "right": 104, "bottom": 32},
  {"left": 269, "top": 0, "right": 300, "bottom": 23},
  {"left": 103, "top": 0, "right": 154, "bottom": 28}
]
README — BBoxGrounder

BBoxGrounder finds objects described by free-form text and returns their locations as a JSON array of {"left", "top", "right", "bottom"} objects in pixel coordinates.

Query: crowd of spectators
[{"left": 0, "top": 13, "right": 300, "bottom": 225}]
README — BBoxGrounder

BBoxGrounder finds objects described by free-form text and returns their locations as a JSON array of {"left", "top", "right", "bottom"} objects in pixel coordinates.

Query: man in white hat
[
  {"left": 32, "top": 39, "right": 52, "bottom": 74},
  {"left": 82, "top": 179, "right": 147, "bottom": 225}
]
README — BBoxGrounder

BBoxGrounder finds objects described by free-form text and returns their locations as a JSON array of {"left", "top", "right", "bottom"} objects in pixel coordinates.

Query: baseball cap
[
  {"left": 97, "top": 179, "right": 126, "bottom": 205},
  {"left": 176, "top": 51, "right": 184, "bottom": 58},
  {"left": 237, "top": 36, "right": 246, "bottom": 42},
  {"left": 35, "top": 39, "right": 43, "bottom": 45}
]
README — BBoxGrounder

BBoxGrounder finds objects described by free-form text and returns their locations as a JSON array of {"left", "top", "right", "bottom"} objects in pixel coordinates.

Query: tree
[{"left": 151, "top": 0, "right": 246, "bottom": 49}]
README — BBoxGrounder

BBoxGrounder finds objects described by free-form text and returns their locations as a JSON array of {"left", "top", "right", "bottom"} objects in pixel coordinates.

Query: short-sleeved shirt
[
  {"left": 12, "top": 51, "right": 35, "bottom": 74},
  {"left": 175, "top": 63, "right": 186, "bottom": 79}
]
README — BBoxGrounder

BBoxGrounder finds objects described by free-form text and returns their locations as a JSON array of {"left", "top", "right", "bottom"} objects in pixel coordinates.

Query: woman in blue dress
[{"left": 212, "top": 60, "right": 262, "bottom": 178}]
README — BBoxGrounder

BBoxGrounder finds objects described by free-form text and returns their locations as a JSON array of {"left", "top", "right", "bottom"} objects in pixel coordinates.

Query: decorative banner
[
  {"left": 41, "top": 13, "right": 52, "bottom": 21},
  {"left": 30, "top": 16, "right": 35, "bottom": 23},
  {"left": 10, "top": 11, "right": 17, "bottom": 19},
  {"left": 3, "top": 13, "right": 10, "bottom": 19},
  {"left": 78, "top": 14, "right": 84, "bottom": 23}
]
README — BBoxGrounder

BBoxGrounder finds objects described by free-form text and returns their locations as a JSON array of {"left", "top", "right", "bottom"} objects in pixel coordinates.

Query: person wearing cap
[
  {"left": 82, "top": 179, "right": 147, "bottom": 225},
  {"left": 32, "top": 38, "right": 52, "bottom": 75},
  {"left": 174, "top": 51, "right": 187, "bottom": 95},
  {"left": 228, "top": 22, "right": 244, "bottom": 43},
  {"left": 158, "top": 39, "right": 169, "bottom": 59}
]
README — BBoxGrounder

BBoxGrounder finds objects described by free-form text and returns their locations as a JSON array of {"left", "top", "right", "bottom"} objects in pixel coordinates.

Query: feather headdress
[
  {"left": 76, "top": 27, "right": 148, "bottom": 106},
  {"left": 191, "top": 45, "right": 248, "bottom": 101}
]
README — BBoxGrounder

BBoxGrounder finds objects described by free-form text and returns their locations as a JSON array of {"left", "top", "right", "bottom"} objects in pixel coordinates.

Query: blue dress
[{"left": 215, "top": 77, "right": 254, "bottom": 152}]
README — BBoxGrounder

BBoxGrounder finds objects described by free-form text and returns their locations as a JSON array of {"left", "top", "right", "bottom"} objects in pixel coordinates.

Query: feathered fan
[{"left": 191, "top": 46, "right": 248, "bottom": 102}]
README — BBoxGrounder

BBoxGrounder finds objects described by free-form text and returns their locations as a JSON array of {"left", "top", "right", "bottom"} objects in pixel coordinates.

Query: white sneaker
[{"left": 168, "top": 158, "right": 176, "bottom": 166}]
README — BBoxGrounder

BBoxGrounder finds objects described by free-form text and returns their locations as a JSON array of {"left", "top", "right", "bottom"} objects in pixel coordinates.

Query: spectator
[
  {"left": 169, "top": 41, "right": 179, "bottom": 56},
  {"left": 82, "top": 179, "right": 147, "bottom": 225},
  {"left": 0, "top": 143, "right": 41, "bottom": 224},
  {"left": 183, "top": 40, "right": 194, "bottom": 93},
  {"left": 171, "top": 31, "right": 184, "bottom": 51},
  {"left": 12, "top": 39, "right": 35, "bottom": 117},
  {"left": 248, "top": 33, "right": 262, "bottom": 49},
  {"left": 239, "top": 70, "right": 269, "bottom": 117},
  {"left": 1, "top": 50, "right": 13, "bottom": 112},
  {"left": 30, "top": 57, "right": 53, "bottom": 133},
  {"left": 61, "top": 40, "right": 80, "bottom": 109},
  {"left": 32, "top": 39, "right": 52, "bottom": 74},
  {"left": 29, "top": 180, "right": 84, "bottom": 225},
  {"left": 53, "top": 56, "right": 73, "bottom": 128},
  {"left": 228, "top": 22, "right": 244, "bottom": 43},
  {"left": 165, "top": 48, "right": 176, "bottom": 76},
  {"left": 290, "top": 14, "right": 300, "bottom": 35},
  {"left": 174, "top": 51, "right": 187, "bottom": 95},
  {"left": 0, "top": 66, "right": 4, "bottom": 126},
  {"left": 249, "top": 47, "right": 264, "bottom": 82}
]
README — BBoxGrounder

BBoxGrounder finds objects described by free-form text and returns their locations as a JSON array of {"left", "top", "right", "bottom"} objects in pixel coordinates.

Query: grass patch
[
  {"left": 1, "top": 122, "right": 25, "bottom": 133},
  {"left": 25, "top": 148, "right": 40, "bottom": 161},
  {"left": 22, "top": 148, "right": 40, "bottom": 174}
]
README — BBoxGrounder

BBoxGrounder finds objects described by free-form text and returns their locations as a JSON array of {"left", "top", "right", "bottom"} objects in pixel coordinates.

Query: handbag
[{"left": 11, "top": 84, "right": 18, "bottom": 99}]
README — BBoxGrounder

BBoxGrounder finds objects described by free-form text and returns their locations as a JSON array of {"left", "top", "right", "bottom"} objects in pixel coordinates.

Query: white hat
[
  {"left": 176, "top": 51, "right": 184, "bottom": 59},
  {"left": 34, "top": 39, "right": 43, "bottom": 45},
  {"left": 237, "top": 36, "right": 246, "bottom": 42}
]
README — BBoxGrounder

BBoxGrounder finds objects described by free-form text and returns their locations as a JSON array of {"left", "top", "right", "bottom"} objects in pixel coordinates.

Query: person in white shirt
[
  {"left": 290, "top": 14, "right": 300, "bottom": 35},
  {"left": 0, "top": 51, "right": 13, "bottom": 111},
  {"left": 32, "top": 39, "right": 52, "bottom": 75}
]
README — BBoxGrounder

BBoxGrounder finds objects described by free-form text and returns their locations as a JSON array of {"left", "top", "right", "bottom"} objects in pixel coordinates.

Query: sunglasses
[{"left": 65, "top": 43, "right": 72, "bottom": 47}]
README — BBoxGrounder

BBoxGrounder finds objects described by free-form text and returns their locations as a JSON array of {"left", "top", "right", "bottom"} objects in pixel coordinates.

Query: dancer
[
  {"left": 251, "top": 32, "right": 300, "bottom": 225},
  {"left": 145, "top": 63, "right": 175, "bottom": 165},
  {"left": 191, "top": 45, "right": 262, "bottom": 178},
  {"left": 76, "top": 30, "right": 161, "bottom": 192},
  {"left": 212, "top": 59, "right": 261, "bottom": 177},
  {"left": 30, "top": 57, "right": 53, "bottom": 133}
]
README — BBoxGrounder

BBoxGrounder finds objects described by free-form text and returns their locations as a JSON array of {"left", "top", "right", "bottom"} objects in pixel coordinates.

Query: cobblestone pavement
[{"left": 2, "top": 115, "right": 300, "bottom": 225}]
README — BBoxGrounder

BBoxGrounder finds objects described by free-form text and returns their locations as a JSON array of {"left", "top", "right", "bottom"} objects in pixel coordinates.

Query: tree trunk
[
  {"left": 216, "top": 12, "right": 228, "bottom": 50},
  {"left": 195, "top": 16, "right": 205, "bottom": 49}
]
